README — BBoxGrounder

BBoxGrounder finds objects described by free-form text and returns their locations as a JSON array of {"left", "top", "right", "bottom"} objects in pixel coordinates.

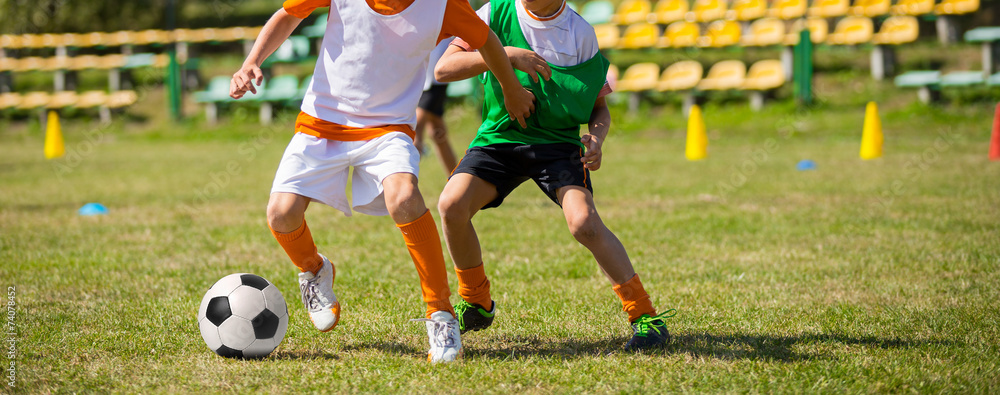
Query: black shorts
[
  {"left": 417, "top": 84, "right": 448, "bottom": 117},
  {"left": 451, "top": 143, "right": 592, "bottom": 209}
]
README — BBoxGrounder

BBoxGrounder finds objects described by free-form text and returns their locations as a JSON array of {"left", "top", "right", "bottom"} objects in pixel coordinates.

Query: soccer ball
[{"left": 197, "top": 273, "right": 288, "bottom": 359}]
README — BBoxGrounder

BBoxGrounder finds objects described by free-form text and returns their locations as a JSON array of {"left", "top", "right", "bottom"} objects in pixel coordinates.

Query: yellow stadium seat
[
  {"left": 19, "top": 35, "right": 45, "bottom": 49},
  {"left": 41, "top": 34, "right": 77, "bottom": 48},
  {"left": 0, "top": 58, "right": 16, "bottom": 72},
  {"left": 76, "top": 91, "right": 109, "bottom": 109},
  {"left": 194, "top": 28, "right": 222, "bottom": 42},
  {"left": 47, "top": 92, "right": 79, "bottom": 109},
  {"left": 0, "top": 93, "right": 21, "bottom": 110},
  {"left": 726, "top": 0, "right": 767, "bottom": 21},
  {"left": 173, "top": 29, "right": 197, "bottom": 43},
  {"left": 612, "top": 0, "right": 653, "bottom": 25},
  {"left": 133, "top": 30, "right": 173, "bottom": 45},
  {"left": 616, "top": 63, "right": 660, "bottom": 92},
  {"left": 98, "top": 54, "right": 127, "bottom": 70},
  {"left": 742, "top": 18, "right": 785, "bottom": 47},
  {"left": 768, "top": 0, "right": 807, "bottom": 19},
  {"left": 687, "top": 0, "right": 727, "bottom": 22},
  {"left": 827, "top": 16, "right": 874, "bottom": 45},
  {"left": 784, "top": 18, "right": 829, "bottom": 45},
  {"left": 224, "top": 26, "right": 263, "bottom": 41},
  {"left": 0, "top": 35, "right": 22, "bottom": 49},
  {"left": 890, "top": 0, "right": 933, "bottom": 15},
  {"left": 70, "top": 55, "right": 102, "bottom": 70},
  {"left": 619, "top": 23, "right": 659, "bottom": 49},
  {"left": 697, "top": 60, "right": 746, "bottom": 90},
  {"left": 17, "top": 92, "right": 50, "bottom": 110},
  {"left": 872, "top": 16, "right": 919, "bottom": 45},
  {"left": 698, "top": 20, "right": 741, "bottom": 48},
  {"left": 108, "top": 91, "right": 138, "bottom": 108},
  {"left": 15, "top": 57, "right": 46, "bottom": 72},
  {"left": 743, "top": 60, "right": 784, "bottom": 90},
  {"left": 850, "top": 0, "right": 890, "bottom": 17},
  {"left": 657, "top": 61, "right": 703, "bottom": 91},
  {"left": 105, "top": 31, "right": 135, "bottom": 47},
  {"left": 659, "top": 21, "right": 700, "bottom": 48},
  {"left": 44, "top": 57, "right": 72, "bottom": 71},
  {"left": 77, "top": 32, "right": 108, "bottom": 48},
  {"left": 808, "top": 0, "right": 849, "bottom": 17},
  {"left": 594, "top": 24, "right": 620, "bottom": 49},
  {"left": 648, "top": 0, "right": 688, "bottom": 24},
  {"left": 934, "top": 0, "right": 978, "bottom": 14}
]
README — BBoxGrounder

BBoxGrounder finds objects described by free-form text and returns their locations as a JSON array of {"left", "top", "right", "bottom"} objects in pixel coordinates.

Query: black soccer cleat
[
  {"left": 624, "top": 310, "right": 676, "bottom": 351},
  {"left": 454, "top": 300, "right": 496, "bottom": 334}
]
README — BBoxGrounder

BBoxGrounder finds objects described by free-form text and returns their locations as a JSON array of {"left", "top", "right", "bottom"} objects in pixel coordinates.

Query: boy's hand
[
  {"left": 230, "top": 64, "right": 264, "bottom": 99},
  {"left": 505, "top": 47, "right": 551, "bottom": 83},
  {"left": 580, "top": 134, "right": 603, "bottom": 171},
  {"left": 505, "top": 86, "right": 535, "bottom": 128}
]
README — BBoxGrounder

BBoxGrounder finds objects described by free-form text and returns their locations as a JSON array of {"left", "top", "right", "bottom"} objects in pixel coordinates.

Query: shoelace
[
  {"left": 633, "top": 309, "right": 677, "bottom": 336},
  {"left": 455, "top": 301, "right": 472, "bottom": 331},
  {"left": 300, "top": 279, "right": 322, "bottom": 311},
  {"left": 411, "top": 318, "right": 458, "bottom": 347}
]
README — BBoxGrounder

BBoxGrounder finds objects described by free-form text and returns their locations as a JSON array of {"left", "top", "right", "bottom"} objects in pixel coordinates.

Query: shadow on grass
[
  {"left": 669, "top": 332, "right": 957, "bottom": 362},
  {"left": 271, "top": 349, "right": 341, "bottom": 360}
]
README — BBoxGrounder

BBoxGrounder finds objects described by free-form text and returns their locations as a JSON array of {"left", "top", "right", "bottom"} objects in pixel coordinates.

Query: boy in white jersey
[
  {"left": 434, "top": 0, "right": 675, "bottom": 351},
  {"left": 229, "top": 0, "right": 535, "bottom": 363}
]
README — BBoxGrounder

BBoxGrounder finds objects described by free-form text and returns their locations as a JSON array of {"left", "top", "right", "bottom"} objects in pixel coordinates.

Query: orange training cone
[
  {"left": 990, "top": 103, "right": 1000, "bottom": 161},
  {"left": 685, "top": 104, "right": 707, "bottom": 161},
  {"left": 859, "top": 102, "right": 883, "bottom": 160},
  {"left": 44, "top": 111, "right": 65, "bottom": 160}
]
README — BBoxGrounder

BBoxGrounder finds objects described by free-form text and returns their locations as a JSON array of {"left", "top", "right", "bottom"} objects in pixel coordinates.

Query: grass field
[{"left": 2, "top": 75, "right": 1000, "bottom": 392}]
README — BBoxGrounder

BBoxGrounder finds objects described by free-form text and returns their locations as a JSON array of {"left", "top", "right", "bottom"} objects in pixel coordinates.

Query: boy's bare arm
[
  {"left": 581, "top": 96, "right": 611, "bottom": 171},
  {"left": 231, "top": 9, "right": 304, "bottom": 99},
  {"left": 437, "top": 32, "right": 548, "bottom": 128}
]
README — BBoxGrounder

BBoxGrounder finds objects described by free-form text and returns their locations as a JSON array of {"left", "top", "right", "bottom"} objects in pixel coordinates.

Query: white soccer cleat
[
  {"left": 298, "top": 255, "right": 341, "bottom": 332},
  {"left": 413, "top": 310, "right": 463, "bottom": 363}
]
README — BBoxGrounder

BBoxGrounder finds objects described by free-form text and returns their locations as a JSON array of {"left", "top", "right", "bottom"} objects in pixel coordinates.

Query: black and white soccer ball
[{"left": 197, "top": 273, "right": 288, "bottom": 359}]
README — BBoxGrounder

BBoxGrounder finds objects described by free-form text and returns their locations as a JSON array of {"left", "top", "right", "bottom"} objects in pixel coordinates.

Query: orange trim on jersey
[
  {"left": 295, "top": 112, "right": 416, "bottom": 142},
  {"left": 365, "top": 0, "right": 415, "bottom": 15},
  {"left": 282, "top": 0, "right": 330, "bottom": 19},
  {"left": 526, "top": 1, "right": 567, "bottom": 21},
  {"left": 439, "top": 0, "right": 490, "bottom": 49}
]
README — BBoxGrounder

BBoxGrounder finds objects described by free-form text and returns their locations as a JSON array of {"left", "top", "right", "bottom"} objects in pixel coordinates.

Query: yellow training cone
[
  {"left": 859, "top": 101, "right": 883, "bottom": 160},
  {"left": 685, "top": 104, "right": 707, "bottom": 161},
  {"left": 44, "top": 111, "right": 65, "bottom": 159}
]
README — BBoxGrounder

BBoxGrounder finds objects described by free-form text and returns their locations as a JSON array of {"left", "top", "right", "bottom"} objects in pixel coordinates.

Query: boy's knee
[
  {"left": 437, "top": 193, "right": 470, "bottom": 225},
  {"left": 567, "top": 212, "right": 601, "bottom": 242},
  {"left": 267, "top": 200, "right": 300, "bottom": 232}
]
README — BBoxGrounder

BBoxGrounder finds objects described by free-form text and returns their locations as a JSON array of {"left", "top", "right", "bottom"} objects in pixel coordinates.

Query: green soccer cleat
[
  {"left": 454, "top": 300, "right": 496, "bottom": 334},
  {"left": 624, "top": 309, "right": 677, "bottom": 351}
]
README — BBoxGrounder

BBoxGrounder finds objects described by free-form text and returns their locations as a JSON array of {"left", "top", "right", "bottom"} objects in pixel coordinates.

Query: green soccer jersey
[{"left": 470, "top": 0, "right": 610, "bottom": 149}]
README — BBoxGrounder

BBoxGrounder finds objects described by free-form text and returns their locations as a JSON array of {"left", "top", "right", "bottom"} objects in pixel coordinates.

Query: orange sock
[
  {"left": 270, "top": 220, "right": 324, "bottom": 275},
  {"left": 612, "top": 274, "right": 656, "bottom": 323},
  {"left": 397, "top": 210, "right": 454, "bottom": 318},
  {"left": 455, "top": 263, "right": 492, "bottom": 310}
]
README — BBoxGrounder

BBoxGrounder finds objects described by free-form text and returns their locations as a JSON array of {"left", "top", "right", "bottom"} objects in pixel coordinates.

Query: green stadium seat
[
  {"left": 895, "top": 71, "right": 941, "bottom": 103},
  {"left": 446, "top": 78, "right": 476, "bottom": 98},
  {"left": 580, "top": 1, "right": 614, "bottom": 25},
  {"left": 987, "top": 72, "right": 1000, "bottom": 86},
  {"left": 194, "top": 76, "right": 235, "bottom": 104},
  {"left": 940, "top": 71, "right": 984, "bottom": 87},
  {"left": 302, "top": 16, "right": 328, "bottom": 38},
  {"left": 264, "top": 36, "right": 312, "bottom": 66},
  {"left": 261, "top": 75, "right": 300, "bottom": 102},
  {"left": 297, "top": 74, "right": 313, "bottom": 101}
]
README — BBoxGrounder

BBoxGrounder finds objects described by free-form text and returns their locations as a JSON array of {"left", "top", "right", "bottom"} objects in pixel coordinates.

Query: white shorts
[{"left": 270, "top": 132, "right": 420, "bottom": 216}]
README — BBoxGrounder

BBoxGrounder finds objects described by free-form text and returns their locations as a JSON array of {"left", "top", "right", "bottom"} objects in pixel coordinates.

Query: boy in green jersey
[{"left": 435, "top": 0, "right": 674, "bottom": 351}]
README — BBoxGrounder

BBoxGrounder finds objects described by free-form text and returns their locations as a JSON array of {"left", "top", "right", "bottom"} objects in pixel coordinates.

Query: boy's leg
[
  {"left": 424, "top": 111, "right": 458, "bottom": 173},
  {"left": 267, "top": 192, "right": 341, "bottom": 332},
  {"left": 557, "top": 186, "right": 672, "bottom": 350},
  {"left": 438, "top": 173, "right": 500, "bottom": 333}
]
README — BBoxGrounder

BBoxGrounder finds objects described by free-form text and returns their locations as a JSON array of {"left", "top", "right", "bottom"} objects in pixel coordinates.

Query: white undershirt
[{"left": 473, "top": 1, "right": 600, "bottom": 68}]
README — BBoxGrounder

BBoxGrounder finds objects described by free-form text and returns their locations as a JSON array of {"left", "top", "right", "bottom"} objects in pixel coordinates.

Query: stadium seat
[
  {"left": 656, "top": 61, "right": 703, "bottom": 91},
  {"left": 594, "top": 24, "right": 621, "bottom": 49},
  {"left": 940, "top": 71, "right": 984, "bottom": 87},
  {"left": 260, "top": 75, "right": 300, "bottom": 102},
  {"left": 0, "top": 58, "right": 16, "bottom": 72},
  {"left": 302, "top": 16, "right": 328, "bottom": 38},
  {"left": 17, "top": 92, "right": 50, "bottom": 110},
  {"left": 76, "top": 32, "right": 108, "bottom": 47},
  {"left": 446, "top": 78, "right": 476, "bottom": 98},
  {"left": 0, "top": 35, "right": 21, "bottom": 49},
  {"left": 41, "top": 34, "right": 77, "bottom": 48},
  {"left": 742, "top": 18, "right": 786, "bottom": 47},
  {"left": 986, "top": 72, "right": 1000, "bottom": 86},
  {"left": 647, "top": 0, "right": 688, "bottom": 24},
  {"left": 19, "top": 35, "right": 45, "bottom": 49},
  {"left": 616, "top": 63, "right": 660, "bottom": 92},
  {"left": 659, "top": 21, "right": 700, "bottom": 48},
  {"left": 297, "top": 74, "right": 313, "bottom": 101},
  {"left": 698, "top": 20, "right": 741, "bottom": 48},
  {"left": 266, "top": 36, "right": 311, "bottom": 64},
  {"left": 0, "top": 93, "right": 21, "bottom": 110},
  {"left": 933, "top": 0, "right": 979, "bottom": 15},
  {"left": 76, "top": 91, "right": 109, "bottom": 108},
  {"left": 105, "top": 31, "right": 135, "bottom": 47},
  {"left": 580, "top": 1, "right": 615, "bottom": 25},
  {"left": 894, "top": 70, "right": 940, "bottom": 103},
  {"left": 808, "top": 0, "right": 849, "bottom": 18},
  {"left": 697, "top": 60, "right": 746, "bottom": 90},
  {"left": 784, "top": 17, "right": 829, "bottom": 45},
  {"left": 15, "top": 57, "right": 46, "bottom": 72},
  {"left": 44, "top": 57, "right": 71, "bottom": 72},
  {"left": 612, "top": 0, "right": 652, "bottom": 25},
  {"left": 107, "top": 91, "right": 138, "bottom": 108},
  {"left": 849, "top": 0, "right": 890, "bottom": 17},
  {"left": 873, "top": 16, "right": 919, "bottom": 45},
  {"left": 47, "top": 91, "right": 79, "bottom": 109},
  {"left": 97, "top": 54, "right": 127, "bottom": 70},
  {"left": 890, "top": 0, "right": 933, "bottom": 15},
  {"left": 768, "top": 0, "right": 807, "bottom": 19},
  {"left": 222, "top": 27, "right": 263, "bottom": 41},
  {"left": 194, "top": 76, "right": 235, "bottom": 104},
  {"left": 619, "top": 23, "right": 659, "bottom": 49},
  {"left": 743, "top": 60, "right": 784, "bottom": 90},
  {"left": 827, "top": 16, "right": 873, "bottom": 45},
  {"left": 726, "top": 0, "right": 767, "bottom": 21},
  {"left": 687, "top": 0, "right": 727, "bottom": 22}
]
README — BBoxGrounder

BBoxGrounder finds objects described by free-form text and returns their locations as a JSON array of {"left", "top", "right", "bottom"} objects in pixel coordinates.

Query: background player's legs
[
  {"left": 415, "top": 108, "right": 458, "bottom": 173},
  {"left": 382, "top": 172, "right": 454, "bottom": 318}
]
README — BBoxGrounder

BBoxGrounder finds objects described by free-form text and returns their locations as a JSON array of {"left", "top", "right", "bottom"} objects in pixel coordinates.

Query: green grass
[{"left": 2, "top": 74, "right": 1000, "bottom": 392}]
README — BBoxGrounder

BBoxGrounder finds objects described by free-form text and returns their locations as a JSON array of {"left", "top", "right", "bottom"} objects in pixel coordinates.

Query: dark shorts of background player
[
  {"left": 417, "top": 84, "right": 449, "bottom": 117},
  {"left": 451, "top": 142, "right": 592, "bottom": 209}
]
